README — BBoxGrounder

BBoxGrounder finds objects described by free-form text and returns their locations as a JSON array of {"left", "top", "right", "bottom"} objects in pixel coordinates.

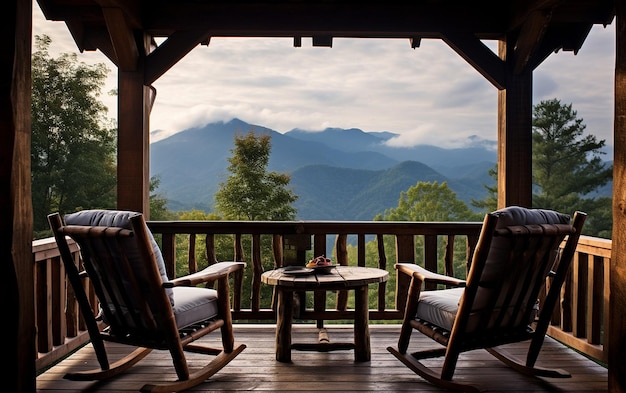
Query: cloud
[{"left": 33, "top": 5, "right": 615, "bottom": 155}]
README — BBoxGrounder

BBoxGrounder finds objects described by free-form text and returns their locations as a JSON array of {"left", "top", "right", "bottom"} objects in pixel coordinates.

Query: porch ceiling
[{"left": 37, "top": 0, "right": 615, "bottom": 78}]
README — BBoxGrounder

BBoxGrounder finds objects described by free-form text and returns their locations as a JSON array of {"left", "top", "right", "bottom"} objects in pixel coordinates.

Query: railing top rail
[{"left": 146, "top": 220, "right": 484, "bottom": 235}]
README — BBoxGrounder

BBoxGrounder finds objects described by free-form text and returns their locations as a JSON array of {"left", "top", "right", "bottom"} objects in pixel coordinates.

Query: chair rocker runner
[
  {"left": 49, "top": 210, "right": 246, "bottom": 392},
  {"left": 387, "top": 206, "right": 586, "bottom": 392}
]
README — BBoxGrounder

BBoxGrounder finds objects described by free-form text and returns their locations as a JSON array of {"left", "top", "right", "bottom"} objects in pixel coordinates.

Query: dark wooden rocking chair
[
  {"left": 387, "top": 206, "right": 586, "bottom": 392},
  {"left": 49, "top": 210, "right": 246, "bottom": 392}
]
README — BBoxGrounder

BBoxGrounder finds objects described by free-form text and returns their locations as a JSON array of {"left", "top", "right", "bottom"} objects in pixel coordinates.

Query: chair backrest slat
[{"left": 59, "top": 225, "right": 161, "bottom": 335}]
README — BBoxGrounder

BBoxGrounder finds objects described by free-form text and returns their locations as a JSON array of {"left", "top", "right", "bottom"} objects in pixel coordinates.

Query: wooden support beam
[
  {"left": 609, "top": 1, "right": 626, "bottom": 391},
  {"left": 496, "top": 37, "right": 533, "bottom": 208},
  {"left": 3, "top": 1, "right": 35, "bottom": 391},
  {"left": 117, "top": 67, "right": 151, "bottom": 215},
  {"left": 102, "top": 6, "right": 139, "bottom": 71},
  {"left": 440, "top": 31, "right": 507, "bottom": 90},
  {"left": 144, "top": 29, "right": 212, "bottom": 85},
  {"left": 513, "top": 9, "right": 552, "bottom": 74}
]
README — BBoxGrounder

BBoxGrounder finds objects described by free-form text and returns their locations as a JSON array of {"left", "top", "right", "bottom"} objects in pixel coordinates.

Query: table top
[{"left": 261, "top": 265, "right": 388, "bottom": 290}]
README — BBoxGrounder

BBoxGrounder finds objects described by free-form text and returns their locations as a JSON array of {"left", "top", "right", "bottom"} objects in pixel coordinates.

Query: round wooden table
[{"left": 261, "top": 265, "right": 388, "bottom": 362}]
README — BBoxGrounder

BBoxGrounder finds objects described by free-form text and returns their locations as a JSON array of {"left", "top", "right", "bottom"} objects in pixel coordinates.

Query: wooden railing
[
  {"left": 547, "top": 235, "right": 611, "bottom": 364},
  {"left": 33, "top": 220, "right": 610, "bottom": 371}
]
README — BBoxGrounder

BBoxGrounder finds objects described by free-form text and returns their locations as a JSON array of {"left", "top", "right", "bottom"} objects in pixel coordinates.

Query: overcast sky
[{"left": 33, "top": 3, "right": 616, "bottom": 156}]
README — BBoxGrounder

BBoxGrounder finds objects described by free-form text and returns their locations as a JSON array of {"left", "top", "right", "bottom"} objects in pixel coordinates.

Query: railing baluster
[
  {"left": 357, "top": 234, "right": 365, "bottom": 267},
  {"left": 51, "top": 257, "right": 66, "bottom": 346},
  {"left": 161, "top": 233, "right": 176, "bottom": 279},
  {"left": 377, "top": 234, "right": 387, "bottom": 312},
  {"left": 444, "top": 235, "right": 455, "bottom": 278},
  {"left": 188, "top": 233, "right": 197, "bottom": 273},
  {"left": 395, "top": 234, "right": 415, "bottom": 312},
  {"left": 336, "top": 234, "right": 348, "bottom": 311},
  {"left": 251, "top": 234, "right": 262, "bottom": 312},
  {"left": 574, "top": 252, "right": 589, "bottom": 338},
  {"left": 589, "top": 255, "right": 604, "bottom": 344},
  {"left": 424, "top": 234, "right": 437, "bottom": 290},
  {"left": 205, "top": 233, "right": 218, "bottom": 265},
  {"left": 65, "top": 254, "right": 78, "bottom": 337},
  {"left": 35, "top": 258, "right": 52, "bottom": 353}
]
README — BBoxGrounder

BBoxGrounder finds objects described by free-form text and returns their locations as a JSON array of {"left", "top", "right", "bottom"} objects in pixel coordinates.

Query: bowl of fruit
[{"left": 306, "top": 255, "right": 335, "bottom": 274}]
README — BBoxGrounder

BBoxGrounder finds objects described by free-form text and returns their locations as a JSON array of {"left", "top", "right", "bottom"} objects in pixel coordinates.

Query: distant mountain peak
[{"left": 150, "top": 119, "right": 500, "bottom": 216}]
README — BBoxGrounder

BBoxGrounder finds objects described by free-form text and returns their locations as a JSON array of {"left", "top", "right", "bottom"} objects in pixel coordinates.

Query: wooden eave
[{"left": 37, "top": 1, "right": 615, "bottom": 81}]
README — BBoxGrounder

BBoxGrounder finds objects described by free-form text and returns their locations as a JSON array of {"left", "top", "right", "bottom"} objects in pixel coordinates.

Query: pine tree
[
  {"left": 532, "top": 98, "right": 612, "bottom": 237},
  {"left": 214, "top": 130, "right": 297, "bottom": 220}
]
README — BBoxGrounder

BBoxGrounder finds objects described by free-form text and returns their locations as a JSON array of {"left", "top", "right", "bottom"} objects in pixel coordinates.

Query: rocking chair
[
  {"left": 48, "top": 210, "right": 246, "bottom": 392},
  {"left": 387, "top": 206, "right": 586, "bottom": 392}
]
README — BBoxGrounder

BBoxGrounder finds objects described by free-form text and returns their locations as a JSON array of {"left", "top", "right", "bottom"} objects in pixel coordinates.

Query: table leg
[
  {"left": 276, "top": 288, "right": 293, "bottom": 362},
  {"left": 354, "top": 285, "right": 370, "bottom": 361}
]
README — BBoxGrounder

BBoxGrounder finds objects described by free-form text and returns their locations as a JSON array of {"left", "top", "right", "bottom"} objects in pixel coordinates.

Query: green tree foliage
[
  {"left": 532, "top": 98, "right": 612, "bottom": 237},
  {"left": 149, "top": 175, "right": 177, "bottom": 220},
  {"left": 471, "top": 165, "right": 498, "bottom": 213},
  {"left": 31, "top": 35, "right": 116, "bottom": 236},
  {"left": 370, "top": 181, "right": 482, "bottom": 288},
  {"left": 214, "top": 130, "right": 298, "bottom": 220},
  {"left": 376, "top": 181, "right": 482, "bottom": 222}
]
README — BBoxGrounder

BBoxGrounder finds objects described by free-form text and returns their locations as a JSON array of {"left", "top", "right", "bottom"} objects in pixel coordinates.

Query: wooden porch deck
[{"left": 36, "top": 324, "right": 608, "bottom": 392}]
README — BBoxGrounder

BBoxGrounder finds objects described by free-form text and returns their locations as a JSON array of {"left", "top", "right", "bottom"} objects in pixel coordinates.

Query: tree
[
  {"left": 373, "top": 181, "right": 482, "bottom": 279},
  {"left": 376, "top": 181, "right": 482, "bottom": 222},
  {"left": 532, "top": 98, "right": 612, "bottom": 237},
  {"left": 149, "top": 175, "right": 177, "bottom": 220},
  {"left": 214, "top": 130, "right": 298, "bottom": 220},
  {"left": 31, "top": 35, "right": 116, "bottom": 236},
  {"left": 471, "top": 165, "right": 498, "bottom": 213}
]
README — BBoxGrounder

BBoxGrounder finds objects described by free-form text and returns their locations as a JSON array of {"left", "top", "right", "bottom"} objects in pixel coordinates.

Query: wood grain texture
[{"left": 37, "top": 324, "right": 608, "bottom": 392}]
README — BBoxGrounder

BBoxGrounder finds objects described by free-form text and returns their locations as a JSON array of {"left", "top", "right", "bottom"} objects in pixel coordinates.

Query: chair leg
[
  {"left": 397, "top": 275, "right": 423, "bottom": 353},
  {"left": 140, "top": 343, "right": 246, "bottom": 393},
  {"left": 64, "top": 347, "right": 152, "bottom": 381},
  {"left": 218, "top": 276, "right": 236, "bottom": 352}
]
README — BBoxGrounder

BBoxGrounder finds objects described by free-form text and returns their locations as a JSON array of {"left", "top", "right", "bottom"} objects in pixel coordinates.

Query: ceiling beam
[{"left": 142, "top": 3, "right": 504, "bottom": 38}]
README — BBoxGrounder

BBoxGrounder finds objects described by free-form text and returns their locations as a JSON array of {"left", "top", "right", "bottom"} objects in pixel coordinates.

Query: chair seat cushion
[
  {"left": 172, "top": 286, "right": 220, "bottom": 329},
  {"left": 416, "top": 287, "right": 464, "bottom": 331}
]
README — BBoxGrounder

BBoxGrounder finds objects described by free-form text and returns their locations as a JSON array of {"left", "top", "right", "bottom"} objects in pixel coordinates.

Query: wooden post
[
  {"left": 497, "top": 36, "right": 533, "bottom": 209},
  {"left": 117, "top": 32, "right": 152, "bottom": 216},
  {"left": 117, "top": 67, "right": 151, "bottom": 215},
  {"left": 2, "top": 0, "right": 35, "bottom": 390},
  {"left": 610, "top": 1, "right": 626, "bottom": 391}
]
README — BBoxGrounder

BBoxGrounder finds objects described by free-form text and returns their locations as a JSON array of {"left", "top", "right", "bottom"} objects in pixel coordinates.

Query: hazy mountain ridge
[
  {"left": 285, "top": 127, "right": 498, "bottom": 170},
  {"left": 150, "top": 118, "right": 498, "bottom": 217}
]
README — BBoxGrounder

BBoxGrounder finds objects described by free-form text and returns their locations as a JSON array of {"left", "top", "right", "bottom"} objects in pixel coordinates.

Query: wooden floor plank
[{"left": 37, "top": 324, "right": 608, "bottom": 392}]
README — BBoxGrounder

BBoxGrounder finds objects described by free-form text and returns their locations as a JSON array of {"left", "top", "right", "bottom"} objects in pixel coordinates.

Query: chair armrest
[
  {"left": 395, "top": 263, "right": 466, "bottom": 287},
  {"left": 163, "top": 261, "right": 245, "bottom": 288}
]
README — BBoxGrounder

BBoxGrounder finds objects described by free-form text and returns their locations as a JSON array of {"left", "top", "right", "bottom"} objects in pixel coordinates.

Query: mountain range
[{"left": 150, "top": 118, "right": 499, "bottom": 219}]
